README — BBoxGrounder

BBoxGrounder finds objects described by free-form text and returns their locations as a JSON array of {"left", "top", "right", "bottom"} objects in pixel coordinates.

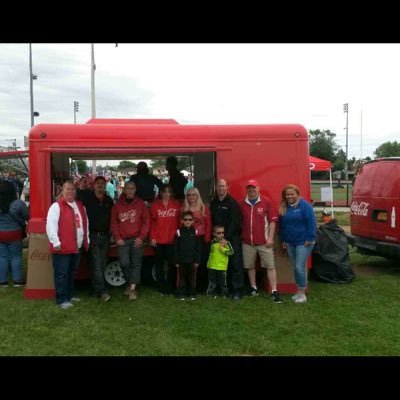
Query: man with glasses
[{"left": 240, "top": 179, "right": 282, "bottom": 304}]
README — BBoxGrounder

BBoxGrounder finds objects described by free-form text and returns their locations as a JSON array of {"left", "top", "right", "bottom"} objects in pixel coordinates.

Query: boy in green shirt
[{"left": 207, "top": 225, "right": 234, "bottom": 298}]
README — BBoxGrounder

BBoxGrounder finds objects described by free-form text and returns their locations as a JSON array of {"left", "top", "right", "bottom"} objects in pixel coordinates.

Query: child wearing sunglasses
[
  {"left": 174, "top": 211, "right": 201, "bottom": 300},
  {"left": 206, "top": 225, "right": 234, "bottom": 298}
]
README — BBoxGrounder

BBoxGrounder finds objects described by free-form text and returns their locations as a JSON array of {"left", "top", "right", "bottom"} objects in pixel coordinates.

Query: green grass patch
[
  {"left": 311, "top": 184, "right": 352, "bottom": 202},
  {"left": 0, "top": 249, "right": 398, "bottom": 356}
]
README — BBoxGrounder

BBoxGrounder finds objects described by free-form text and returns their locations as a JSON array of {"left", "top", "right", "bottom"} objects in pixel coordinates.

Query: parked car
[{"left": 347, "top": 158, "right": 400, "bottom": 259}]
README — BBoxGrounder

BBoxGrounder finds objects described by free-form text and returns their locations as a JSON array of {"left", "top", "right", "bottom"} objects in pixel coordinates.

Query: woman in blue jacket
[{"left": 279, "top": 184, "right": 316, "bottom": 304}]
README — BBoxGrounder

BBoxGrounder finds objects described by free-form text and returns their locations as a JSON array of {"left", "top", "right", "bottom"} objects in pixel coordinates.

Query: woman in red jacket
[
  {"left": 149, "top": 184, "right": 181, "bottom": 295},
  {"left": 182, "top": 187, "right": 211, "bottom": 292}
]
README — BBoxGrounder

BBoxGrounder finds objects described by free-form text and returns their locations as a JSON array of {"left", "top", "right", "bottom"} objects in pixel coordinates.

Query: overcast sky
[{"left": 1, "top": 43, "right": 399, "bottom": 159}]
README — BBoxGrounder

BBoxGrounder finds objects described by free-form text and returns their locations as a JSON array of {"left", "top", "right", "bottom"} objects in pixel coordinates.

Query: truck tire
[{"left": 104, "top": 260, "right": 126, "bottom": 287}]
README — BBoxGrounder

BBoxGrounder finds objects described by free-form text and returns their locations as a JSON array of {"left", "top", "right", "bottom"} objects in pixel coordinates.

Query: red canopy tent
[
  {"left": 309, "top": 155, "right": 334, "bottom": 216},
  {"left": 309, "top": 156, "right": 331, "bottom": 171}
]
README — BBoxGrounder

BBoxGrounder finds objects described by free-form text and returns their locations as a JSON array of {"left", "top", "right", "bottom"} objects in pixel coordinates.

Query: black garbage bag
[{"left": 311, "top": 219, "right": 355, "bottom": 283}]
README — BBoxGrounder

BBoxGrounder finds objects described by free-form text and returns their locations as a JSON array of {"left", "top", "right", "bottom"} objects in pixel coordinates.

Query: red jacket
[
  {"left": 50, "top": 197, "right": 89, "bottom": 254},
  {"left": 240, "top": 195, "right": 278, "bottom": 246},
  {"left": 149, "top": 198, "right": 181, "bottom": 244},
  {"left": 111, "top": 195, "right": 150, "bottom": 241}
]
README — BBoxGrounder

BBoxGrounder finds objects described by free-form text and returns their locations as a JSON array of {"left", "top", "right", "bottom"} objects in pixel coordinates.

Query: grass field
[
  {"left": 1, "top": 241, "right": 399, "bottom": 356},
  {"left": 311, "top": 183, "right": 352, "bottom": 205}
]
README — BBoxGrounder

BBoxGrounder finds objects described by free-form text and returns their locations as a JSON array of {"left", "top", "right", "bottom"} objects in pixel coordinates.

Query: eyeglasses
[
  {"left": 215, "top": 231, "right": 225, "bottom": 234},
  {"left": 187, "top": 194, "right": 197, "bottom": 196},
  {"left": 183, "top": 218, "right": 193, "bottom": 221}
]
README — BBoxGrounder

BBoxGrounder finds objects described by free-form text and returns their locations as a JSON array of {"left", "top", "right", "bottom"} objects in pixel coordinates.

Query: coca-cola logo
[
  {"left": 157, "top": 208, "right": 177, "bottom": 218},
  {"left": 30, "top": 249, "right": 51, "bottom": 261},
  {"left": 351, "top": 201, "right": 369, "bottom": 216}
]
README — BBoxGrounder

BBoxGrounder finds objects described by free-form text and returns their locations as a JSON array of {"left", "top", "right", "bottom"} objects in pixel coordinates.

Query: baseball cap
[{"left": 246, "top": 179, "right": 260, "bottom": 188}]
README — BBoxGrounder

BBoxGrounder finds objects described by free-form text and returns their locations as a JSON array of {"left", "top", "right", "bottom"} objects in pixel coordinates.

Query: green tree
[
  {"left": 76, "top": 160, "right": 88, "bottom": 174},
  {"left": 374, "top": 141, "right": 400, "bottom": 158},
  {"left": 118, "top": 161, "right": 137, "bottom": 170},
  {"left": 332, "top": 148, "right": 346, "bottom": 171},
  {"left": 150, "top": 160, "right": 165, "bottom": 169},
  {"left": 309, "top": 129, "right": 340, "bottom": 162}
]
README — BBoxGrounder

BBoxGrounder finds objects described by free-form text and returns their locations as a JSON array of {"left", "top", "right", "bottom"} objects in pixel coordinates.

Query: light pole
[
  {"left": 91, "top": 43, "right": 97, "bottom": 174},
  {"left": 343, "top": 102, "right": 349, "bottom": 206},
  {"left": 29, "top": 43, "right": 39, "bottom": 127},
  {"left": 74, "top": 101, "right": 79, "bottom": 124}
]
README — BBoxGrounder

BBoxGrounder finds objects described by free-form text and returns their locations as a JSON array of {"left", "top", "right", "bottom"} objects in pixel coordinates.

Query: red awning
[{"left": 309, "top": 156, "right": 331, "bottom": 171}]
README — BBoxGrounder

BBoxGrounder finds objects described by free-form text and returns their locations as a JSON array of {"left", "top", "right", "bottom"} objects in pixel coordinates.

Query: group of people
[{"left": 42, "top": 151, "right": 316, "bottom": 309}]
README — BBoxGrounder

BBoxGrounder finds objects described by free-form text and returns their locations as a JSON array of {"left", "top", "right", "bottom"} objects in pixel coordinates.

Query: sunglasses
[{"left": 183, "top": 218, "right": 193, "bottom": 221}]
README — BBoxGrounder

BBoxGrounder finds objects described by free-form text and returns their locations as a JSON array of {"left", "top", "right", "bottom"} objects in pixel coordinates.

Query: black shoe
[
  {"left": 271, "top": 290, "right": 282, "bottom": 304},
  {"left": 248, "top": 286, "right": 259, "bottom": 296},
  {"left": 0, "top": 282, "right": 8, "bottom": 288},
  {"left": 13, "top": 281, "right": 25, "bottom": 287}
]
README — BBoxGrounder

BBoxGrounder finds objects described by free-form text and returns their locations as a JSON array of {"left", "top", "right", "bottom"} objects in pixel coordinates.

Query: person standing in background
[
  {"left": 165, "top": 156, "right": 188, "bottom": 201},
  {"left": 0, "top": 181, "right": 29, "bottom": 287}
]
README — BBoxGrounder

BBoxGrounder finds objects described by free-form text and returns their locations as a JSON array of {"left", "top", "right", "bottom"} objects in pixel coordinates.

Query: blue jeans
[
  {"left": 0, "top": 240, "right": 23, "bottom": 283},
  {"left": 286, "top": 244, "right": 314, "bottom": 290},
  {"left": 52, "top": 252, "right": 81, "bottom": 305}
]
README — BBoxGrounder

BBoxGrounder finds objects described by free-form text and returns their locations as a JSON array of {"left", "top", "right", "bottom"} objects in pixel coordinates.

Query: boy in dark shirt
[{"left": 174, "top": 211, "right": 200, "bottom": 300}]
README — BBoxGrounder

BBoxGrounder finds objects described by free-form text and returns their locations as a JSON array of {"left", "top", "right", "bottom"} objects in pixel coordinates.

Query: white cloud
[{"left": 1, "top": 43, "right": 400, "bottom": 158}]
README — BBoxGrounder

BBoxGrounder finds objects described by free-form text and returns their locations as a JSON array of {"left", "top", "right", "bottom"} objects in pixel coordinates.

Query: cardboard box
[{"left": 26, "top": 234, "right": 54, "bottom": 289}]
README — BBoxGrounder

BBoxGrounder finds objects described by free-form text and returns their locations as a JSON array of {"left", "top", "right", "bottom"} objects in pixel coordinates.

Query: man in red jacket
[
  {"left": 240, "top": 179, "right": 282, "bottom": 303},
  {"left": 111, "top": 181, "right": 150, "bottom": 300}
]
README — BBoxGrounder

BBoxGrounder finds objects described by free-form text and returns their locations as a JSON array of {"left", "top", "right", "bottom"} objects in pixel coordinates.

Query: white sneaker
[
  {"left": 291, "top": 293, "right": 301, "bottom": 301},
  {"left": 59, "top": 302, "right": 74, "bottom": 309},
  {"left": 294, "top": 294, "right": 307, "bottom": 304},
  {"left": 70, "top": 297, "right": 81, "bottom": 302}
]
